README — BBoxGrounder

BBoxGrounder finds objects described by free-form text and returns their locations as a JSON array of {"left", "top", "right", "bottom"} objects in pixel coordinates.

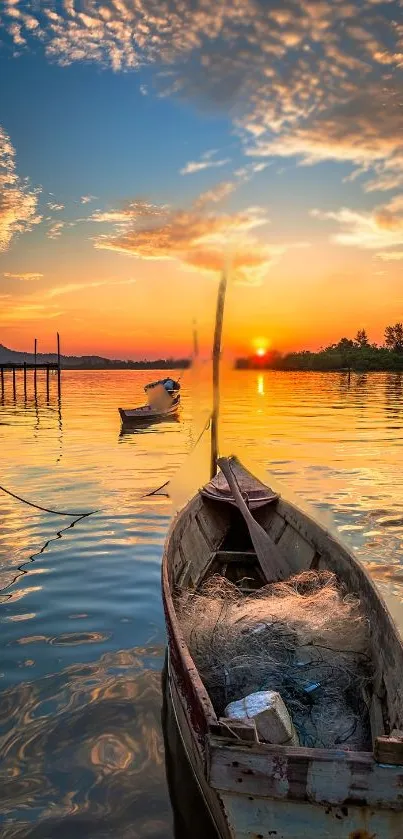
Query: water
[{"left": 1, "top": 369, "right": 403, "bottom": 837}]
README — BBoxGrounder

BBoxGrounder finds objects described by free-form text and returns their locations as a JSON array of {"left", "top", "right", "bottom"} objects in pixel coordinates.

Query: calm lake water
[{"left": 1, "top": 369, "right": 403, "bottom": 837}]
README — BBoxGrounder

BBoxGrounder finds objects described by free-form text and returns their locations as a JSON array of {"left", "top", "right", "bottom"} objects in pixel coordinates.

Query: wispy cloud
[
  {"left": 46, "top": 278, "right": 136, "bottom": 298},
  {"left": 194, "top": 181, "right": 236, "bottom": 208},
  {"left": 0, "top": 303, "right": 63, "bottom": 323},
  {"left": 89, "top": 201, "right": 169, "bottom": 227},
  {"left": 312, "top": 195, "right": 403, "bottom": 250},
  {"left": 47, "top": 221, "right": 65, "bottom": 239},
  {"left": 0, "top": 124, "right": 41, "bottom": 252},
  {"left": 92, "top": 190, "right": 293, "bottom": 285},
  {"left": 180, "top": 155, "right": 231, "bottom": 176},
  {"left": 3, "top": 271, "right": 43, "bottom": 281},
  {"left": 376, "top": 251, "right": 403, "bottom": 262},
  {"left": 80, "top": 194, "right": 97, "bottom": 204},
  {"left": 47, "top": 201, "right": 64, "bottom": 211}
]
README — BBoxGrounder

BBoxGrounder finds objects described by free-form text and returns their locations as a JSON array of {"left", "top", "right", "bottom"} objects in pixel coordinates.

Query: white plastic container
[{"left": 225, "top": 690, "right": 299, "bottom": 746}]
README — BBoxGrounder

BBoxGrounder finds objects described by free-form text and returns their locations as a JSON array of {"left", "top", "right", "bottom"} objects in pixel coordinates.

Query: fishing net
[{"left": 176, "top": 570, "right": 372, "bottom": 749}]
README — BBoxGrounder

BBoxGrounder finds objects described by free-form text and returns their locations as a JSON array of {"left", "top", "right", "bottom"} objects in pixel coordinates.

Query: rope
[
  {"left": 143, "top": 413, "right": 211, "bottom": 497},
  {"left": 0, "top": 514, "right": 85, "bottom": 598},
  {"left": 0, "top": 484, "right": 98, "bottom": 517}
]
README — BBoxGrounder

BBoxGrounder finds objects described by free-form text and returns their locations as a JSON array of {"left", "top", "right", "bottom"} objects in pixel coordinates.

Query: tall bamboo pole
[{"left": 210, "top": 272, "right": 227, "bottom": 479}]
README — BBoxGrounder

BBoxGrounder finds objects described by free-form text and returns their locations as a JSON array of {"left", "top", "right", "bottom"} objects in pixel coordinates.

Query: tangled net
[{"left": 177, "top": 570, "right": 372, "bottom": 749}]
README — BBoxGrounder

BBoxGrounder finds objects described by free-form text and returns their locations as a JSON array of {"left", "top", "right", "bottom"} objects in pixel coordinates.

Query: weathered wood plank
[
  {"left": 208, "top": 738, "right": 403, "bottom": 808},
  {"left": 214, "top": 550, "right": 257, "bottom": 564},
  {"left": 371, "top": 693, "right": 386, "bottom": 747},
  {"left": 375, "top": 731, "right": 403, "bottom": 766},
  {"left": 274, "top": 497, "right": 403, "bottom": 735},
  {"left": 255, "top": 508, "right": 287, "bottom": 543},
  {"left": 178, "top": 518, "right": 213, "bottom": 586},
  {"left": 276, "top": 524, "right": 316, "bottom": 571},
  {"left": 219, "top": 791, "right": 403, "bottom": 839}
]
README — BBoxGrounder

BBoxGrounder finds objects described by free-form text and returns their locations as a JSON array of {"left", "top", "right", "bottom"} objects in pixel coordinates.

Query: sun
[{"left": 252, "top": 337, "right": 271, "bottom": 357}]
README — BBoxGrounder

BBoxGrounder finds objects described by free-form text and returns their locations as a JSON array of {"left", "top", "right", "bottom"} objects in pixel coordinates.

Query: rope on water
[
  {"left": 143, "top": 413, "right": 212, "bottom": 498},
  {"left": 0, "top": 484, "right": 98, "bottom": 518}
]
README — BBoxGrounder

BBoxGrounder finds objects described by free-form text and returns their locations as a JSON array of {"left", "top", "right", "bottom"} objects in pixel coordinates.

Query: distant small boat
[
  {"left": 119, "top": 377, "right": 181, "bottom": 425},
  {"left": 162, "top": 457, "right": 403, "bottom": 839},
  {"left": 118, "top": 396, "right": 180, "bottom": 425}
]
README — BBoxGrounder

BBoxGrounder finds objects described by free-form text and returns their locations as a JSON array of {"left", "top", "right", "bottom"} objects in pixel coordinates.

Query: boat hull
[
  {"left": 161, "top": 460, "right": 403, "bottom": 839},
  {"left": 165, "top": 646, "right": 403, "bottom": 839},
  {"left": 118, "top": 402, "right": 180, "bottom": 424}
]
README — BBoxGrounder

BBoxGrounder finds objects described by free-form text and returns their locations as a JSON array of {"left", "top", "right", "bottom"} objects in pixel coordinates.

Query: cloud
[
  {"left": 180, "top": 156, "right": 231, "bottom": 175},
  {"left": 92, "top": 192, "right": 289, "bottom": 285},
  {"left": 0, "top": 303, "right": 63, "bottom": 323},
  {"left": 80, "top": 194, "right": 97, "bottom": 204},
  {"left": 194, "top": 181, "right": 236, "bottom": 208},
  {"left": 376, "top": 251, "right": 403, "bottom": 262},
  {"left": 46, "top": 278, "right": 136, "bottom": 298},
  {"left": 312, "top": 194, "right": 403, "bottom": 250},
  {"left": 3, "top": 1, "right": 403, "bottom": 195},
  {"left": 47, "top": 221, "right": 65, "bottom": 239},
  {"left": 3, "top": 271, "right": 43, "bottom": 281},
  {"left": 47, "top": 201, "right": 64, "bottom": 211},
  {"left": 0, "top": 124, "right": 41, "bottom": 252}
]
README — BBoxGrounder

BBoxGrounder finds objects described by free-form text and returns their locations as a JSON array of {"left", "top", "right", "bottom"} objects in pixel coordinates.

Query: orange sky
[
  {"left": 1, "top": 0, "right": 403, "bottom": 359},
  {"left": 1, "top": 239, "right": 401, "bottom": 360}
]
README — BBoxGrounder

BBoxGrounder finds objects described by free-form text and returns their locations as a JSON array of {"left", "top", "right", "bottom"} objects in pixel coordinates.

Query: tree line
[{"left": 235, "top": 323, "right": 403, "bottom": 372}]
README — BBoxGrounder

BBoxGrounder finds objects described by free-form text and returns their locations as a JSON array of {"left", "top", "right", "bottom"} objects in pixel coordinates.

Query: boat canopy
[{"left": 144, "top": 378, "right": 180, "bottom": 393}]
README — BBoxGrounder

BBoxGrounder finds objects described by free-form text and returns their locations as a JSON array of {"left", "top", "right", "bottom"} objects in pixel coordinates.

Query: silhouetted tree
[
  {"left": 385, "top": 323, "right": 403, "bottom": 353},
  {"left": 355, "top": 329, "right": 369, "bottom": 347}
]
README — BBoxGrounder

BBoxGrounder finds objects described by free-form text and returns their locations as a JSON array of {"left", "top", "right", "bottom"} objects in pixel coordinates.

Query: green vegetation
[{"left": 235, "top": 324, "right": 403, "bottom": 372}]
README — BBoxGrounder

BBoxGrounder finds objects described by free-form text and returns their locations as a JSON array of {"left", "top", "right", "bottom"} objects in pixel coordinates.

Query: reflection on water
[
  {"left": 0, "top": 646, "right": 170, "bottom": 839},
  {"left": 1, "top": 369, "right": 403, "bottom": 836}
]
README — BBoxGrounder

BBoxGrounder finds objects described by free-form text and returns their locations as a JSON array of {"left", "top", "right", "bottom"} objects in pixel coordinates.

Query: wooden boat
[
  {"left": 162, "top": 456, "right": 403, "bottom": 839},
  {"left": 118, "top": 395, "right": 180, "bottom": 425}
]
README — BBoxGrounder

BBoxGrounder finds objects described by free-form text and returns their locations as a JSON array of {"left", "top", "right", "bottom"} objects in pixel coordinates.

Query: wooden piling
[
  {"left": 12, "top": 367, "right": 16, "bottom": 399},
  {"left": 46, "top": 365, "right": 50, "bottom": 401},
  {"left": 34, "top": 338, "right": 37, "bottom": 393},
  {"left": 1, "top": 367, "right": 4, "bottom": 398},
  {"left": 57, "top": 332, "right": 61, "bottom": 396},
  {"left": 23, "top": 362, "right": 27, "bottom": 399}
]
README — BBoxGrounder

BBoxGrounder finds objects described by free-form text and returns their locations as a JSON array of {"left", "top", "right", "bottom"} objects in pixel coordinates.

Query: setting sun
[{"left": 252, "top": 337, "right": 271, "bottom": 357}]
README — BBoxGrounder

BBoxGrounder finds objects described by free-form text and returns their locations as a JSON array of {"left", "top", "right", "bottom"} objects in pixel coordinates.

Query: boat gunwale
[{"left": 162, "top": 492, "right": 218, "bottom": 737}]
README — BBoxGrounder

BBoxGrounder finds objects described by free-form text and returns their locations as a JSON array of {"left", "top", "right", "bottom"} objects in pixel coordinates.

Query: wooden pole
[
  {"left": 210, "top": 272, "right": 227, "bottom": 480},
  {"left": 192, "top": 319, "right": 199, "bottom": 360},
  {"left": 12, "top": 367, "right": 16, "bottom": 400},
  {"left": 46, "top": 365, "right": 50, "bottom": 401},
  {"left": 1, "top": 367, "right": 4, "bottom": 398},
  {"left": 57, "top": 332, "right": 61, "bottom": 396},
  {"left": 23, "top": 362, "right": 27, "bottom": 399},
  {"left": 34, "top": 338, "right": 37, "bottom": 394}
]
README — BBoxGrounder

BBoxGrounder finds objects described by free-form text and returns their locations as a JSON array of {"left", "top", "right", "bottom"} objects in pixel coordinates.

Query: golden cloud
[
  {"left": 0, "top": 125, "right": 41, "bottom": 252},
  {"left": 3, "top": 271, "right": 43, "bottom": 281},
  {"left": 92, "top": 193, "right": 282, "bottom": 284},
  {"left": 312, "top": 194, "right": 403, "bottom": 250}
]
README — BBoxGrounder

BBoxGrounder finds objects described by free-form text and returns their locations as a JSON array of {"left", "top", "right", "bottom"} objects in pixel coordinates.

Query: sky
[{"left": 0, "top": 0, "right": 403, "bottom": 359}]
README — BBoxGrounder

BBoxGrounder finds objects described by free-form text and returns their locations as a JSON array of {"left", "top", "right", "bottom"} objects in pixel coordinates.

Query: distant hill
[{"left": 0, "top": 344, "right": 190, "bottom": 370}]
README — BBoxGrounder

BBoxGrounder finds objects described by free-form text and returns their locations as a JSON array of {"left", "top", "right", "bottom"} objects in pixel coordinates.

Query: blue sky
[{"left": 0, "top": 1, "right": 402, "bottom": 357}]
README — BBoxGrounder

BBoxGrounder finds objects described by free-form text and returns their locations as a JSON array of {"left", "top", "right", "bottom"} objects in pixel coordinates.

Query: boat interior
[{"left": 167, "top": 463, "right": 403, "bottom": 762}]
